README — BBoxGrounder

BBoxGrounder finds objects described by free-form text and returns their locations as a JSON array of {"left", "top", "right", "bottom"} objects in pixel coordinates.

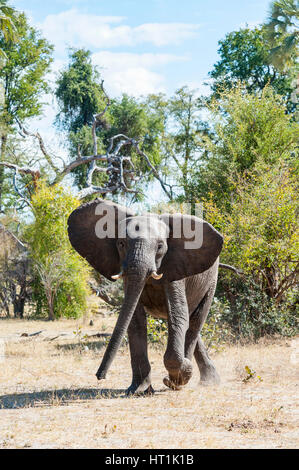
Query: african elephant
[{"left": 68, "top": 199, "right": 223, "bottom": 394}]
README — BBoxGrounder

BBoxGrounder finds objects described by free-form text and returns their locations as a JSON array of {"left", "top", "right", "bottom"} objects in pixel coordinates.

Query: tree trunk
[
  {"left": 13, "top": 297, "right": 25, "bottom": 318},
  {"left": 48, "top": 297, "right": 55, "bottom": 321},
  {"left": 0, "top": 134, "right": 8, "bottom": 212}
]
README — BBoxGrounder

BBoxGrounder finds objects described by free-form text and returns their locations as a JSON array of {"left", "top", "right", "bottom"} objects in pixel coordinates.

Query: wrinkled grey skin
[{"left": 68, "top": 199, "right": 223, "bottom": 395}]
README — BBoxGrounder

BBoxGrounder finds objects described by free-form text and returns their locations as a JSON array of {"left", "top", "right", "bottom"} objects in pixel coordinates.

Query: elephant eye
[
  {"left": 157, "top": 242, "right": 163, "bottom": 251},
  {"left": 118, "top": 240, "right": 125, "bottom": 249}
]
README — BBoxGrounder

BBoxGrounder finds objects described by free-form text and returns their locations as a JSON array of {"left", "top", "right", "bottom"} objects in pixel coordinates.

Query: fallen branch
[
  {"left": 47, "top": 333, "right": 68, "bottom": 341},
  {"left": 86, "top": 332, "right": 112, "bottom": 338},
  {"left": 20, "top": 330, "right": 43, "bottom": 337}
]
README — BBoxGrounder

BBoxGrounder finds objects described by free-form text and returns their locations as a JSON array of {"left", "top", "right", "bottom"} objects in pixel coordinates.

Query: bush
[
  {"left": 214, "top": 275, "right": 298, "bottom": 341},
  {"left": 190, "top": 85, "right": 299, "bottom": 210},
  {"left": 147, "top": 317, "right": 168, "bottom": 345},
  {"left": 25, "top": 181, "right": 90, "bottom": 319},
  {"left": 201, "top": 297, "right": 233, "bottom": 350},
  {"left": 204, "top": 160, "right": 299, "bottom": 340}
]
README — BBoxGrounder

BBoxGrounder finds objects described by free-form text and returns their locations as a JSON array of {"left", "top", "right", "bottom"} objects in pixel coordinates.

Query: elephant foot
[
  {"left": 163, "top": 376, "right": 183, "bottom": 390},
  {"left": 163, "top": 357, "right": 193, "bottom": 390},
  {"left": 199, "top": 367, "right": 220, "bottom": 386},
  {"left": 126, "top": 379, "right": 154, "bottom": 396}
]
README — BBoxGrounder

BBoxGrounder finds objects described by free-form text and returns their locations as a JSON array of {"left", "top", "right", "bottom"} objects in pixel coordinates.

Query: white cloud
[
  {"left": 93, "top": 51, "right": 185, "bottom": 69},
  {"left": 134, "top": 23, "right": 200, "bottom": 47},
  {"left": 39, "top": 9, "right": 200, "bottom": 52},
  {"left": 92, "top": 51, "right": 187, "bottom": 96},
  {"left": 36, "top": 9, "right": 198, "bottom": 97}
]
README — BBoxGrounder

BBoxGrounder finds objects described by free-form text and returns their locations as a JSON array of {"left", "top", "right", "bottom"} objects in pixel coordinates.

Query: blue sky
[{"left": 12, "top": 0, "right": 271, "bottom": 98}]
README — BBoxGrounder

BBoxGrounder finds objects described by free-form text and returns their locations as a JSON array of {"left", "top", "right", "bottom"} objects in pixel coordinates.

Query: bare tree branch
[
  {"left": 132, "top": 140, "right": 172, "bottom": 199},
  {"left": 0, "top": 161, "right": 40, "bottom": 178},
  {"left": 219, "top": 263, "right": 244, "bottom": 276},
  {"left": 2, "top": 80, "right": 169, "bottom": 202},
  {"left": 16, "top": 118, "right": 60, "bottom": 174}
]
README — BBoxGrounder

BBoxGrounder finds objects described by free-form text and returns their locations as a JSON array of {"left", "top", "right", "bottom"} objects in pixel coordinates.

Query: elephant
[{"left": 68, "top": 198, "right": 223, "bottom": 395}]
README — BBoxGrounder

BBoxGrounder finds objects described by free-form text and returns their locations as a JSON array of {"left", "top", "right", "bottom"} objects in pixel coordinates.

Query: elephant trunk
[{"left": 96, "top": 273, "right": 146, "bottom": 380}]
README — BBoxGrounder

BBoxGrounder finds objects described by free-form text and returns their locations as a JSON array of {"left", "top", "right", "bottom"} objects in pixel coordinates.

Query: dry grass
[{"left": 0, "top": 316, "right": 298, "bottom": 449}]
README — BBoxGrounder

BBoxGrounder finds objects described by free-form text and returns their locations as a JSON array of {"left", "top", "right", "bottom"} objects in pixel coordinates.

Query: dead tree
[{"left": 0, "top": 81, "right": 171, "bottom": 203}]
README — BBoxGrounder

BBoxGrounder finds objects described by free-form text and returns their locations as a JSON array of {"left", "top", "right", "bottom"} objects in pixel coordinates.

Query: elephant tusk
[
  {"left": 111, "top": 271, "right": 123, "bottom": 280},
  {"left": 151, "top": 271, "right": 163, "bottom": 280}
]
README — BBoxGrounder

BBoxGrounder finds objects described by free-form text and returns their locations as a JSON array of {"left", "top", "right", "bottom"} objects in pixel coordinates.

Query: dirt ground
[{"left": 0, "top": 315, "right": 298, "bottom": 449}]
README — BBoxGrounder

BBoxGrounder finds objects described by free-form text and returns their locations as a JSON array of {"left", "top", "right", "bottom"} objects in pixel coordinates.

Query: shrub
[
  {"left": 147, "top": 317, "right": 168, "bottom": 345},
  {"left": 201, "top": 297, "right": 233, "bottom": 350},
  {"left": 205, "top": 160, "right": 298, "bottom": 339},
  {"left": 215, "top": 276, "right": 298, "bottom": 341},
  {"left": 25, "top": 181, "right": 90, "bottom": 319}
]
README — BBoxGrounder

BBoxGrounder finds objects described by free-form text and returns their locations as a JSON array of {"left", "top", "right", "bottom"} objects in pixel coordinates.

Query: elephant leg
[
  {"left": 163, "top": 280, "right": 193, "bottom": 390},
  {"left": 194, "top": 336, "right": 220, "bottom": 385},
  {"left": 126, "top": 303, "right": 153, "bottom": 395},
  {"left": 185, "top": 289, "right": 220, "bottom": 386}
]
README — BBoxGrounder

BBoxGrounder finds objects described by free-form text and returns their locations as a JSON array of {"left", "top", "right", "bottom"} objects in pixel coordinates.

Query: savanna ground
[{"left": 0, "top": 309, "right": 298, "bottom": 449}]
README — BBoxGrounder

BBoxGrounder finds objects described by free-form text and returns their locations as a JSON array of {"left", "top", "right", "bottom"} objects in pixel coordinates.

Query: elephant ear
[
  {"left": 159, "top": 213, "right": 223, "bottom": 282},
  {"left": 68, "top": 198, "right": 135, "bottom": 281}
]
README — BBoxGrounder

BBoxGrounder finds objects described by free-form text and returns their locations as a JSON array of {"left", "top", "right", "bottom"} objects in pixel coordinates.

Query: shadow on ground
[
  {"left": 0, "top": 387, "right": 127, "bottom": 409},
  {"left": 0, "top": 386, "right": 167, "bottom": 409},
  {"left": 55, "top": 339, "right": 108, "bottom": 352}
]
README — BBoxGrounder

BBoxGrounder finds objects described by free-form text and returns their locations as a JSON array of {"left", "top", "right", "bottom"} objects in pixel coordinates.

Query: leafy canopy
[
  {"left": 55, "top": 48, "right": 106, "bottom": 132},
  {"left": 209, "top": 26, "right": 296, "bottom": 110},
  {"left": 0, "top": 12, "right": 53, "bottom": 126},
  {"left": 190, "top": 85, "right": 299, "bottom": 209}
]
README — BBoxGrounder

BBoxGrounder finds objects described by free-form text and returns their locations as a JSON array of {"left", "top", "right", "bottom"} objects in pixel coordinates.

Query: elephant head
[{"left": 68, "top": 199, "right": 223, "bottom": 380}]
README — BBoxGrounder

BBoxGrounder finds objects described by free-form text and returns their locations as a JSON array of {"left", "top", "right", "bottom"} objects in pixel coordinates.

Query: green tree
[
  {"left": 0, "top": 12, "right": 53, "bottom": 209},
  {"left": 55, "top": 48, "right": 108, "bottom": 188},
  {"left": 25, "top": 182, "right": 90, "bottom": 320},
  {"left": 55, "top": 48, "right": 105, "bottom": 133},
  {"left": 146, "top": 87, "right": 207, "bottom": 202},
  {"left": 265, "top": 0, "right": 299, "bottom": 70},
  {"left": 0, "top": 12, "right": 53, "bottom": 127},
  {"left": 103, "top": 93, "right": 165, "bottom": 197},
  {"left": 56, "top": 49, "right": 166, "bottom": 197},
  {"left": 209, "top": 27, "right": 296, "bottom": 110},
  {"left": 167, "top": 87, "right": 205, "bottom": 202},
  {"left": 190, "top": 85, "right": 299, "bottom": 209}
]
